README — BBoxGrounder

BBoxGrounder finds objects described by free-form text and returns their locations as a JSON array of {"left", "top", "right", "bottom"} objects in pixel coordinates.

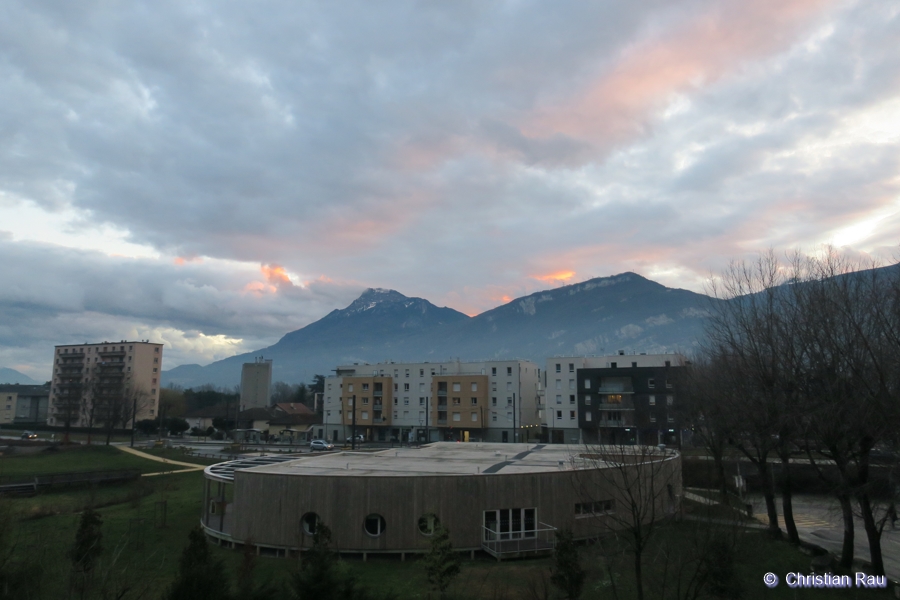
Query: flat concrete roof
[{"left": 208, "top": 442, "right": 676, "bottom": 479}]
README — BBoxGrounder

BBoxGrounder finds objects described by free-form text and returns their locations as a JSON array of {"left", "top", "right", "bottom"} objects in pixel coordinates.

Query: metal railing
[{"left": 481, "top": 522, "right": 557, "bottom": 559}]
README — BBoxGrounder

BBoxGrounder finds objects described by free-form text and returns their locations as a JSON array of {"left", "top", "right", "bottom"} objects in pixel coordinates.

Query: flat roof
[{"left": 205, "top": 442, "right": 678, "bottom": 481}]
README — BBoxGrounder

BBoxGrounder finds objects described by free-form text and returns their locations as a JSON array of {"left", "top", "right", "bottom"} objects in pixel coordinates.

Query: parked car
[
  {"left": 346, "top": 434, "right": 365, "bottom": 443},
  {"left": 20, "top": 431, "right": 37, "bottom": 439},
  {"left": 309, "top": 439, "right": 335, "bottom": 452}
]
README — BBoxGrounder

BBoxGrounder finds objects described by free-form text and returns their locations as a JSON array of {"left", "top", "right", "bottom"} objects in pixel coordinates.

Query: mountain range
[
  {"left": 0, "top": 368, "right": 39, "bottom": 385},
  {"left": 162, "top": 272, "right": 715, "bottom": 388}
]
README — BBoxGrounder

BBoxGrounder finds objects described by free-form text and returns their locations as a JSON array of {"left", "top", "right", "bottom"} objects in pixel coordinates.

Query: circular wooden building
[{"left": 201, "top": 442, "right": 681, "bottom": 559}]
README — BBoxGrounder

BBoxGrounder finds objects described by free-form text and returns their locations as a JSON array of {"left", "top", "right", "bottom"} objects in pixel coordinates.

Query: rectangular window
[
  {"left": 575, "top": 500, "right": 615, "bottom": 517},
  {"left": 584, "top": 395, "right": 591, "bottom": 405},
  {"left": 419, "top": 411, "right": 424, "bottom": 420},
  {"left": 584, "top": 379, "right": 591, "bottom": 389},
  {"left": 667, "top": 395, "right": 674, "bottom": 405},
  {"left": 453, "top": 412, "right": 461, "bottom": 422},
  {"left": 556, "top": 410, "right": 562, "bottom": 420},
  {"left": 349, "top": 384, "right": 354, "bottom": 392},
  {"left": 555, "top": 379, "right": 561, "bottom": 390},
  {"left": 394, "top": 383, "right": 399, "bottom": 391},
  {"left": 362, "top": 397, "right": 369, "bottom": 405},
  {"left": 585, "top": 412, "right": 592, "bottom": 422},
  {"left": 649, "top": 395, "right": 656, "bottom": 406},
  {"left": 492, "top": 413, "right": 497, "bottom": 422},
  {"left": 507, "top": 396, "right": 513, "bottom": 405},
  {"left": 556, "top": 395, "right": 562, "bottom": 404},
  {"left": 507, "top": 367, "right": 512, "bottom": 375},
  {"left": 506, "top": 411, "right": 512, "bottom": 421},
  {"left": 394, "top": 398, "right": 398, "bottom": 405},
  {"left": 471, "top": 412, "right": 478, "bottom": 422},
  {"left": 569, "top": 411, "right": 576, "bottom": 420},
  {"left": 492, "top": 397, "right": 497, "bottom": 406},
  {"left": 404, "top": 397, "right": 409, "bottom": 405},
  {"left": 420, "top": 369, "right": 424, "bottom": 376},
  {"left": 362, "top": 411, "right": 369, "bottom": 420},
  {"left": 452, "top": 382, "right": 461, "bottom": 392},
  {"left": 568, "top": 363, "right": 574, "bottom": 373},
  {"left": 506, "top": 382, "right": 512, "bottom": 391},
  {"left": 419, "top": 397, "right": 425, "bottom": 406},
  {"left": 569, "top": 379, "right": 575, "bottom": 390},
  {"left": 419, "top": 383, "right": 425, "bottom": 392},
  {"left": 152, "top": 368, "right": 158, "bottom": 373},
  {"left": 555, "top": 363, "right": 561, "bottom": 373},
  {"left": 569, "top": 394, "right": 575, "bottom": 404},
  {"left": 666, "top": 379, "right": 673, "bottom": 389},
  {"left": 650, "top": 416, "right": 656, "bottom": 423},
  {"left": 405, "top": 369, "right": 409, "bottom": 377},
  {"left": 471, "top": 397, "right": 478, "bottom": 406},
  {"left": 648, "top": 378, "right": 655, "bottom": 388},
  {"left": 491, "top": 367, "right": 497, "bottom": 375},
  {"left": 362, "top": 383, "right": 369, "bottom": 391},
  {"left": 393, "top": 411, "right": 398, "bottom": 419},
  {"left": 610, "top": 362, "right": 617, "bottom": 368},
  {"left": 471, "top": 382, "right": 478, "bottom": 392}
]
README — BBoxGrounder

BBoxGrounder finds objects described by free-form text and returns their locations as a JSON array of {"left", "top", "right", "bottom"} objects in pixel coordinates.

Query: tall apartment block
[
  {"left": 321, "top": 359, "right": 541, "bottom": 443},
  {"left": 47, "top": 341, "right": 163, "bottom": 428},
  {"left": 542, "top": 352, "right": 688, "bottom": 446},
  {"left": 240, "top": 357, "right": 273, "bottom": 410}
]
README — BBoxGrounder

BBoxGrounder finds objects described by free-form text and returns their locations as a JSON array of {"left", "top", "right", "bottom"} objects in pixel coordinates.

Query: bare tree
[{"left": 575, "top": 444, "right": 680, "bottom": 600}]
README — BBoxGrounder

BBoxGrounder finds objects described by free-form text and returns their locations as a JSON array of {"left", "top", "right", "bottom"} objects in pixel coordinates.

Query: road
[{"left": 747, "top": 493, "right": 900, "bottom": 582}]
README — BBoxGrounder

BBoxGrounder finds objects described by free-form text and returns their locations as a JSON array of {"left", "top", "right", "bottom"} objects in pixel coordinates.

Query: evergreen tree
[
  {"left": 69, "top": 508, "right": 103, "bottom": 575},
  {"left": 423, "top": 523, "right": 461, "bottom": 599},
  {"left": 550, "top": 529, "right": 585, "bottom": 600},
  {"left": 165, "top": 527, "right": 232, "bottom": 600}
]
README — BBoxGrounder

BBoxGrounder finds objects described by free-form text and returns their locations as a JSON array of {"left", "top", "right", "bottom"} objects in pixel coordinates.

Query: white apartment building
[
  {"left": 48, "top": 341, "right": 163, "bottom": 429},
  {"left": 322, "top": 359, "right": 541, "bottom": 444}
]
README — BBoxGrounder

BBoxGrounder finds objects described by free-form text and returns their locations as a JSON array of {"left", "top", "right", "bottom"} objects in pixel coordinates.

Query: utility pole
[{"left": 351, "top": 394, "right": 357, "bottom": 449}]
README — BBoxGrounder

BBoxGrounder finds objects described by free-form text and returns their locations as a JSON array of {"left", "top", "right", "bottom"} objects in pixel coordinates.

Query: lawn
[{"left": 0, "top": 444, "right": 184, "bottom": 479}]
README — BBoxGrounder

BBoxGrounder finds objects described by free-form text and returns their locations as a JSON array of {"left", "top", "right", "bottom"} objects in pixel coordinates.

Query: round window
[
  {"left": 301, "top": 512, "right": 320, "bottom": 535},
  {"left": 418, "top": 513, "right": 440, "bottom": 536},
  {"left": 364, "top": 514, "right": 386, "bottom": 537}
]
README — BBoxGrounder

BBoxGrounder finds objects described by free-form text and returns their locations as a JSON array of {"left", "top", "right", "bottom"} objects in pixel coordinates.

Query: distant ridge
[
  {"left": 0, "top": 367, "right": 39, "bottom": 385},
  {"left": 162, "top": 273, "right": 712, "bottom": 388}
]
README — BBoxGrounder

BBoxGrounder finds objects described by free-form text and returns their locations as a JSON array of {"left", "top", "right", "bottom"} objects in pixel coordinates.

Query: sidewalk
[{"left": 116, "top": 445, "right": 206, "bottom": 477}]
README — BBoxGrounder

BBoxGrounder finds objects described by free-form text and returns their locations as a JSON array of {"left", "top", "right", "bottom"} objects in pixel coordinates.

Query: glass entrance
[{"left": 483, "top": 508, "right": 536, "bottom": 541}]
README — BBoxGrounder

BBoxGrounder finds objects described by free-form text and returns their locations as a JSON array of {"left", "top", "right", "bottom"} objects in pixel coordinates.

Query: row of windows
[
  {"left": 582, "top": 378, "right": 673, "bottom": 389},
  {"left": 580, "top": 394, "right": 673, "bottom": 405},
  {"left": 58, "top": 345, "right": 160, "bottom": 354},
  {"left": 343, "top": 396, "right": 513, "bottom": 407},
  {"left": 301, "top": 512, "right": 441, "bottom": 538}
]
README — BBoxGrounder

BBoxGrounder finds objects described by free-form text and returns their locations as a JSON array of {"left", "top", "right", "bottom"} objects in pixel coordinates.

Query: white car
[
  {"left": 346, "top": 434, "right": 365, "bottom": 443},
  {"left": 309, "top": 439, "right": 335, "bottom": 452}
]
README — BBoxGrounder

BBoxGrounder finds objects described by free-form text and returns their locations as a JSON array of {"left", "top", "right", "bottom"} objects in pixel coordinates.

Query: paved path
[
  {"left": 746, "top": 493, "right": 900, "bottom": 582},
  {"left": 116, "top": 445, "right": 206, "bottom": 477}
]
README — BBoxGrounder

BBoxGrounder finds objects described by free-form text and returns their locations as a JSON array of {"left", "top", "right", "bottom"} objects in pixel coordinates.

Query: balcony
[
  {"left": 374, "top": 417, "right": 385, "bottom": 424},
  {"left": 99, "top": 350, "right": 126, "bottom": 357},
  {"left": 373, "top": 391, "right": 383, "bottom": 397},
  {"left": 437, "top": 419, "right": 447, "bottom": 425}
]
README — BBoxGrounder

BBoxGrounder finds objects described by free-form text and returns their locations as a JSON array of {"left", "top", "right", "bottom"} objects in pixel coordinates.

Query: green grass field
[{"left": 0, "top": 446, "right": 895, "bottom": 600}]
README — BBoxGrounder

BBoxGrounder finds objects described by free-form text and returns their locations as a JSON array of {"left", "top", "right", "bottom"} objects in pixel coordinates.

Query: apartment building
[
  {"left": 0, "top": 384, "right": 49, "bottom": 425},
  {"left": 543, "top": 352, "right": 689, "bottom": 446},
  {"left": 47, "top": 341, "right": 163, "bottom": 428},
  {"left": 240, "top": 357, "right": 273, "bottom": 410},
  {"left": 322, "top": 359, "right": 541, "bottom": 443}
]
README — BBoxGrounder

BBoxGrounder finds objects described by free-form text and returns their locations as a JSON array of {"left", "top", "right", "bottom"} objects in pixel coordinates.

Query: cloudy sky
[{"left": 2, "top": 0, "right": 899, "bottom": 380}]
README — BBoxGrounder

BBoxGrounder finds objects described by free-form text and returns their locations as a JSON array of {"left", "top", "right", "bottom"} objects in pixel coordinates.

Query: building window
[
  {"left": 650, "top": 416, "right": 656, "bottom": 423},
  {"left": 452, "top": 397, "right": 460, "bottom": 405},
  {"left": 575, "top": 500, "right": 614, "bottom": 517},
  {"left": 491, "top": 367, "right": 497, "bottom": 376},
  {"left": 584, "top": 379, "right": 591, "bottom": 389},
  {"left": 404, "top": 397, "right": 409, "bottom": 405},
  {"left": 362, "top": 383, "right": 369, "bottom": 391},
  {"left": 151, "top": 389, "right": 156, "bottom": 394},
  {"left": 555, "top": 379, "right": 561, "bottom": 390},
  {"left": 610, "top": 362, "right": 617, "bottom": 368},
  {"left": 649, "top": 395, "right": 656, "bottom": 406},
  {"left": 506, "top": 367, "right": 512, "bottom": 376},
  {"left": 361, "top": 411, "right": 369, "bottom": 420},
  {"left": 404, "top": 383, "right": 410, "bottom": 391},
  {"left": 506, "top": 382, "right": 512, "bottom": 391},
  {"left": 302, "top": 513, "right": 320, "bottom": 535},
  {"left": 665, "top": 360, "right": 671, "bottom": 367},
  {"left": 605, "top": 395, "right": 622, "bottom": 404},
  {"left": 154, "top": 347, "right": 159, "bottom": 353},
  {"left": 418, "top": 514, "right": 439, "bottom": 536},
  {"left": 152, "top": 368, "right": 158, "bottom": 373},
  {"left": 507, "top": 396, "right": 513, "bottom": 405},
  {"left": 362, "top": 397, "right": 369, "bottom": 405},
  {"left": 568, "top": 363, "right": 574, "bottom": 373},
  {"left": 569, "top": 395, "right": 575, "bottom": 404},
  {"left": 492, "top": 397, "right": 497, "bottom": 406},
  {"left": 492, "top": 413, "right": 497, "bottom": 422},
  {"left": 419, "top": 383, "right": 425, "bottom": 392},
  {"left": 393, "top": 411, "right": 398, "bottom": 419},
  {"left": 419, "top": 410, "right": 424, "bottom": 420},
  {"left": 555, "top": 364, "right": 561, "bottom": 373},
  {"left": 364, "top": 514, "right": 386, "bottom": 537},
  {"left": 153, "top": 358, "right": 158, "bottom": 364},
  {"left": 405, "top": 369, "right": 409, "bottom": 378},
  {"left": 506, "top": 411, "right": 512, "bottom": 421},
  {"left": 452, "top": 382, "right": 461, "bottom": 392},
  {"left": 471, "top": 382, "right": 478, "bottom": 392},
  {"left": 453, "top": 412, "right": 461, "bottom": 422},
  {"left": 667, "top": 395, "right": 674, "bottom": 406},
  {"left": 394, "top": 398, "right": 399, "bottom": 406},
  {"left": 585, "top": 412, "right": 592, "bottom": 422},
  {"left": 584, "top": 395, "right": 591, "bottom": 405},
  {"left": 632, "top": 362, "right": 637, "bottom": 368},
  {"left": 471, "top": 412, "right": 478, "bottom": 422},
  {"left": 556, "top": 410, "right": 562, "bottom": 420},
  {"left": 349, "top": 384, "right": 354, "bottom": 392},
  {"left": 419, "top": 369, "right": 424, "bottom": 377},
  {"left": 471, "top": 397, "right": 478, "bottom": 406},
  {"left": 419, "top": 397, "right": 425, "bottom": 406},
  {"left": 569, "top": 411, "right": 575, "bottom": 420},
  {"left": 556, "top": 395, "right": 562, "bottom": 404},
  {"left": 569, "top": 379, "right": 575, "bottom": 390},
  {"left": 666, "top": 379, "right": 673, "bottom": 389},
  {"left": 648, "top": 378, "right": 655, "bottom": 388}
]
